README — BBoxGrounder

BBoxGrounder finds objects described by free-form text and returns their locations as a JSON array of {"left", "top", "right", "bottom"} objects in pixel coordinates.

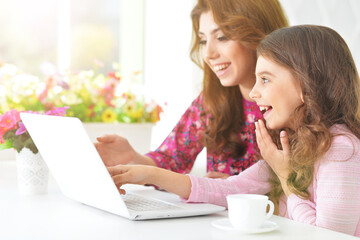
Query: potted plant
[{"left": 0, "top": 107, "right": 68, "bottom": 194}]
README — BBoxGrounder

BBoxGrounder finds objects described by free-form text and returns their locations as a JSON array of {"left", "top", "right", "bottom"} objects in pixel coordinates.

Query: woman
[{"left": 95, "top": 0, "right": 288, "bottom": 178}]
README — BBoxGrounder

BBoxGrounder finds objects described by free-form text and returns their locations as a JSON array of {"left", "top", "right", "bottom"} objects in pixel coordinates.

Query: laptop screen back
[{"left": 20, "top": 113, "right": 129, "bottom": 217}]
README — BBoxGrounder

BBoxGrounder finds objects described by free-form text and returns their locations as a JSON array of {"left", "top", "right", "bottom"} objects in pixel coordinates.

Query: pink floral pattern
[{"left": 146, "top": 94, "right": 262, "bottom": 176}]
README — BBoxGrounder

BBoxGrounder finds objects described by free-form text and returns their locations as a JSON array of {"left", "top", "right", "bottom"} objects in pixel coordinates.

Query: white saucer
[{"left": 211, "top": 218, "right": 278, "bottom": 234}]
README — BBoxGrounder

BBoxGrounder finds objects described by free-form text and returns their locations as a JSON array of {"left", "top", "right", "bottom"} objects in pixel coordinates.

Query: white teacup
[{"left": 226, "top": 194, "right": 274, "bottom": 230}]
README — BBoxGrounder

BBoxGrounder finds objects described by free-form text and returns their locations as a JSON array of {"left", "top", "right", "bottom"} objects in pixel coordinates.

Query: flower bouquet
[
  {"left": 0, "top": 62, "right": 164, "bottom": 124},
  {"left": 0, "top": 107, "right": 68, "bottom": 154}
]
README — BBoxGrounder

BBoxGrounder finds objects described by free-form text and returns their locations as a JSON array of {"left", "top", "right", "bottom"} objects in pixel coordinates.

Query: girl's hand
[
  {"left": 205, "top": 171, "right": 230, "bottom": 179},
  {"left": 107, "top": 165, "right": 192, "bottom": 199},
  {"left": 255, "top": 119, "right": 291, "bottom": 196},
  {"left": 107, "top": 165, "right": 155, "bottom": 194}
]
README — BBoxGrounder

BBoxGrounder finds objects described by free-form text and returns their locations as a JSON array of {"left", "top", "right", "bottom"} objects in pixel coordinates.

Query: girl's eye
[
  {"left": 217, "top": 36, "right": 227, "bottom": 41},
  {"left": 262, "top": 77, "right": 269, "bottom": 83}
]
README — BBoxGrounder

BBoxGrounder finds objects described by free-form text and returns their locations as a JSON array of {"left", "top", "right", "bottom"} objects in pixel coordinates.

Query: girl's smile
[{"left": 250, "top": 56, "right": 303, "bottom": 130}]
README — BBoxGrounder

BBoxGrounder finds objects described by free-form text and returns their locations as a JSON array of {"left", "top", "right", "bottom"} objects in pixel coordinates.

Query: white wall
[
  {"left": 144, "top": 0, "right": 197, "bottom": 149},
  {"left": 279, "top": 0, "right": 360, "bottom": 69}
]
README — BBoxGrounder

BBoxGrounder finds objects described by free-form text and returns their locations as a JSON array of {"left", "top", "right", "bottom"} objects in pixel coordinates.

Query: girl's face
[
  {"left": 249, "top": 56, "right": 303, "bottom": 130},
  {"left": 199, "top": 11, "right": 256, "bottom": 87}
]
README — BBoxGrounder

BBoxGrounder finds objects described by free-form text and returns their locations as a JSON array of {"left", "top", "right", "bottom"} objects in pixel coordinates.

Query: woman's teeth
[{"left": 214, "top": 64, "right": 229, "bottom": 72}]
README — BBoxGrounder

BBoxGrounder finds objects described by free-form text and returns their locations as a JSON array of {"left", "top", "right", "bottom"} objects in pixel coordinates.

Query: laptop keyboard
[{"left": 122, "top": 193, "right": 182, "bottom": 212}]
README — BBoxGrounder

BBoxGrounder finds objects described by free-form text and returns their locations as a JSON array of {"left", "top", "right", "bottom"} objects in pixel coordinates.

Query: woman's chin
[{"left": 218, "top": 78, "right": 239, "bottom": 87}]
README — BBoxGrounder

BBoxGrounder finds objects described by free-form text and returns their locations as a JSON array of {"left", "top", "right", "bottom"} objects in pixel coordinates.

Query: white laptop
[{"left": 20, "top": 113, "right": 225, "bottom": 220}]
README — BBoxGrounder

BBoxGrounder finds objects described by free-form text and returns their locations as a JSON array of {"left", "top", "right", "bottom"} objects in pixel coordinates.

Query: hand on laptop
[
  {"left": 95, "top": 134, "right": 157, "bottom": 167},
  {"left": 107, "top": 165, "right": 192, "bottom": 199},
  {"left": 108, "top": 165, "right": 152, "bottom": 188},
  {"left": 94, "top": 134, "right": 135, "bottom": 166}
]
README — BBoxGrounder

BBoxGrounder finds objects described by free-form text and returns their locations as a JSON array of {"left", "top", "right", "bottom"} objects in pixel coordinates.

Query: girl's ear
[{"left": 300, "top": 92, "right": 304, "bottom": 103}]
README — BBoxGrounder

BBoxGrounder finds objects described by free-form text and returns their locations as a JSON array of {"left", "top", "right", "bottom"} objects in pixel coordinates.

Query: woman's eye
[
  {"left": 199, "top": 39, "right": 206, "bottom": 45},
  {"left": 262, "top": 77, "right": 269, "bottom": 83},
  {"left": 217, "top": 36, "right": 227, "bottom": 41}
]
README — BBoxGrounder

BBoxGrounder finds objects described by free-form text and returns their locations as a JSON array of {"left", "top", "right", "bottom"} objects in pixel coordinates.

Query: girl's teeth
[{"left": 259, "top": 106, "right": 270, "bottom": 114}]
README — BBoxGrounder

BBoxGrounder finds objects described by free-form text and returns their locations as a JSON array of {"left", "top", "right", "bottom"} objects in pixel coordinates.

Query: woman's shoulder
[{"left": 191, "top": 92, "right": 204, "bottom": 107}]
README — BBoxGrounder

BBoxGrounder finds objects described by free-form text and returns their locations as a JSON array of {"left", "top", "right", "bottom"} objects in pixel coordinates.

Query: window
[
  {"left": 70, "top": 0, "right": 120, "bottom": 73},
  {"left": 0, "top": 0, "right": 58, "bottom": 76},
  {"left": 0, "top": 0, "right": 135, "bottom": 75}
]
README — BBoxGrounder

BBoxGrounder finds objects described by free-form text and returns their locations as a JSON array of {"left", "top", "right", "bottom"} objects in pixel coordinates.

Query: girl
[
  {"left": 95, "top": 0, "right": 288, "bottom": 179},
  {"left": 107, "top": 25, "right": 360, "bottom": 237}
]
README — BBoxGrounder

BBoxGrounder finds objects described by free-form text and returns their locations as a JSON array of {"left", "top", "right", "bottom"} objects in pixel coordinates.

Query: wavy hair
[
  {"left": 257, "top": 25, "right": 360, "bottom": 208},
  {"left": 190, "top": 0, "right": 288, "bottom": 157}
]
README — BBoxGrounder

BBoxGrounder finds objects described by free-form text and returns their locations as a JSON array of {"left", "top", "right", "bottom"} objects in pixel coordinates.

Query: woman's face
[
  {"left": 249, "top": 56, "right": 304, "bottom": 130},
  {"left": 199, "top": 11, "right": 256, "bottom": 87}
]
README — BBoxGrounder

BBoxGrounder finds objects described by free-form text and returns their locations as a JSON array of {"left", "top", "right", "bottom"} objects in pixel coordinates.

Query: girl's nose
[{"left": 249, "top": 86, "right": 260, "bottom": 100}]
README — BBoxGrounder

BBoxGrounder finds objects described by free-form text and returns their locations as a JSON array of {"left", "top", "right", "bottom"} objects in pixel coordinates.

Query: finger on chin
[{"left": 255, "top": 121, "right": 264, "bottom": 147}]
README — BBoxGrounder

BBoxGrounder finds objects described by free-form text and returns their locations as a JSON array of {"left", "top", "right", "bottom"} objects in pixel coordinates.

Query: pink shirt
[
  {"left": 186, "top": 124, "right": 360, "bottom": 237},
  {"left": 146, "top": 94, "right": 262, "bottom": 175}
]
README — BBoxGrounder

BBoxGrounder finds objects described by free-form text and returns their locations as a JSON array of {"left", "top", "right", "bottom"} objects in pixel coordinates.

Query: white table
[{"left": 0, "top": 160, "right": 358, "bottom": 240}]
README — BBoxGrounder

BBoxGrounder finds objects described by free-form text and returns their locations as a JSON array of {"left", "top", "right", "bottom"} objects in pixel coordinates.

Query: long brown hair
[
  {"left": 190, "top": 0, "right": 288, "bottom": 157},
  {"left": 257, "top": 25, "right": 360, "bottom": 208}
]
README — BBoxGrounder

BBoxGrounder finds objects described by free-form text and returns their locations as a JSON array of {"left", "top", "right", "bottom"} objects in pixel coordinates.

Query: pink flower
[
  {"left": 0, "top": 109, "right": 20, "bottom": 143},
  {"left": 0, "top": 128, "right": 6, "bottom": 143},
  {"left": 38, "top": 88, "right": 49, "bottom": 103},
  {"left": 45, "top": 106, "right": 69, "bottom": 116},
  {"left": 107, "top": 72, "right": 121, "bottom": 81},
  {"left": 0, "top": 109, "right": 20, "bottom": 131},
  {"left": 15, "top": 122, "right": 27, "bottom": 135}
]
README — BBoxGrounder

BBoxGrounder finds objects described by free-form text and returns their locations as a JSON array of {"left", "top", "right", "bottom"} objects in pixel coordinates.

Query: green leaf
[{"left": 0, "top": 140, "right": 13, "bottom": 150}]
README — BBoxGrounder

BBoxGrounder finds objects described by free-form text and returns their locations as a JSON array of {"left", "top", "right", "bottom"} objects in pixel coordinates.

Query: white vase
[
  {"left": 16, "top": 148, "right": 49, "bottom": 195},
  {"left": 82, "top": 123, "right": 154, "bottom": 154}
]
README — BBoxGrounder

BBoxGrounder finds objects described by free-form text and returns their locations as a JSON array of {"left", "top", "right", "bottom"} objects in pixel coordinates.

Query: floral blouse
[{"left": 145, "top": 94, "right": 262, "bottom": 176}]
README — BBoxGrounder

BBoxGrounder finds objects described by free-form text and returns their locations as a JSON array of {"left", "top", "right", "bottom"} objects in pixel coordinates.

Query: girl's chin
[
  {"left": 265, "top": 122, "right": 273, "bottom": 130},
  {"left": 266, "top": 121, "right": 288, "bottom": 131},
  {"left": 264, "top": 120, "right": 279, "bottom": 130}
]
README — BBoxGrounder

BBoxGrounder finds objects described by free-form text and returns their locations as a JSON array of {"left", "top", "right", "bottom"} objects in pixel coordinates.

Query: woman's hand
[
  {"left": 255, "top": 119, "right": 291, "bottom": 196},
  {"left": 95, "top": 134, "right": 135, "bottom": 166}
]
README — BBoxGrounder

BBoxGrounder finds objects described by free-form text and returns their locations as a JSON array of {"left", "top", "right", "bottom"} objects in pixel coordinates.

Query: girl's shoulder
[
  {"left": 322, "top": 124, "right": 360, "bottom": 162},
  {"left": 330, "top": 124, "right": 360, "bottom": 146}
]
